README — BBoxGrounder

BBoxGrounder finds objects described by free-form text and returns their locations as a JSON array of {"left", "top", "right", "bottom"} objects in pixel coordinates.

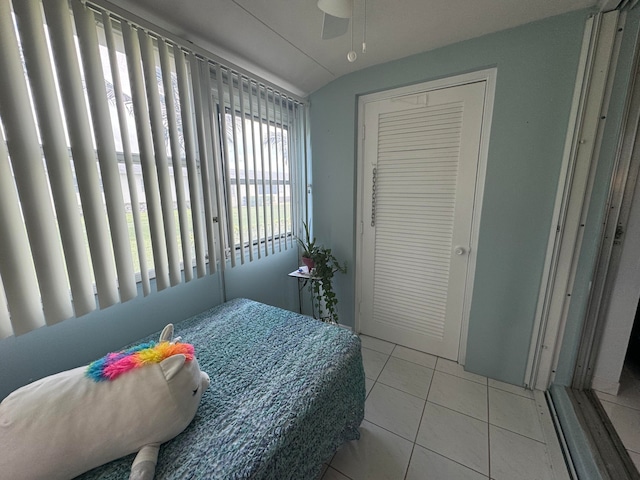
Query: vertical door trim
[
  {"left": 355, "top": 68, "right": 497, "bottom": 364},
  {"left": 526, "top": 11, "right": 622, "bottom": 390},
  {"left": 573, "top": 19, "right": 640, "bottom": 390}
]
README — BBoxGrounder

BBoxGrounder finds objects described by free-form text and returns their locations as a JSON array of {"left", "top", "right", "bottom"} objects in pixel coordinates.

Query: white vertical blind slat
[
  {"left": 285, "top": 98, "right": 293, "bottom": 249},
  {"left": 12, "top": 0, "right": 95, "bottom": 316},
  {"left": 139, "top": 29, "right": 181, "bottom": 287},
  {"left": 43, "top": 0, "right": 120, "bottom": 308},
  {"left": 238, "top": 76, "right": 254, "bottom": 261},
  {"left": 0, "top": 0, "right": 73, "bottom": 326},
  {"left": 178, "top": 51, "right": 206, "bottom": 277},
  {"left": 266, "top": 88, "right": 276, "bottom": 254},
  {"left": 291, "top": 105, "right": 306, "bottom": 249},
  {"left": 0, "top": 127, "right": 45, "bottom": 336},
  {"left": 287, "top": 100, "right": 297, "bottom": 250},
  {"left": 0, "top": 274, "right": 12, "bottom": 339},
  {"left": 203, "top": 66, "right": 227, "bottom": 272},
  {"left": 215, "top": 65, "right": 236, "bottom": 267},
  {"left": 121, "top": 21, "right": 170, "bottom": 291},
  {"left": 200, "top": 60, "right": 218, "bottom": 273},
  {"left": 73, "top": 1, "right": 136, "bottom": 301},
  {"left": 191, "top": 57, "right": 217, "bottom": 273},
  {"left": 248, "top": 81, "right": 261, "bottom": 259},
  {"left": 228, "top": 71, "right": 246, "bottom": 264},
  {"left": 103, "top": 13, "right": 150, "bottom": 296},
  {"left": 257, "top": 84, "right": 269, "bottom": 258},
  {"left": 158, "top": 40, "right": 192, "bottom": 282},
  {"left": 276, "top": 94, "right": 285, "bottom": 251}
]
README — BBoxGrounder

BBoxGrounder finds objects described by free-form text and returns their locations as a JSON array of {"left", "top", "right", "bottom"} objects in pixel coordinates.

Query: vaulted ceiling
[{"left": 106, "top": 0, "right": 602, "bottom": 96}]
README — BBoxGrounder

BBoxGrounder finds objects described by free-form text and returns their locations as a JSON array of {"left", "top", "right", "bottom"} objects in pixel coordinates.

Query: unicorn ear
[
  {"left": 160, "top": 354, "right": 187, "bottom": 381},
  {"left": 159, "top": 324, "right": 174, "bottom": 343}
]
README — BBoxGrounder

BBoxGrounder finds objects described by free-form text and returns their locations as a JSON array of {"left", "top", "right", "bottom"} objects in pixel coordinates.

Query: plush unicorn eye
[{"left": 192, "top": 386, "right": 199, "bottom": 396}]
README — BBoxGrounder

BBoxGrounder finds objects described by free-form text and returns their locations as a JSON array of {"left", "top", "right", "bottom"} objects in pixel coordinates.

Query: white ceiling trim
[{"left": 101, "top": 0, "right": 599, "bottom": 96}]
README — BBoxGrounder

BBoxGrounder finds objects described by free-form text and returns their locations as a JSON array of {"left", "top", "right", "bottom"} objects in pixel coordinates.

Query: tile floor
[
  {"left": 318, "top": 335, "right": 570, "bottom": 480},
  {"left": 594, "top": 362, "right": 640, "bottom": 471}
]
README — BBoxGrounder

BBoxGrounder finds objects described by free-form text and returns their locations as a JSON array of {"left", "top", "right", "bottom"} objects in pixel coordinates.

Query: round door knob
[{"left": 454, "top": 246, "right": 466, "bottom": 255}]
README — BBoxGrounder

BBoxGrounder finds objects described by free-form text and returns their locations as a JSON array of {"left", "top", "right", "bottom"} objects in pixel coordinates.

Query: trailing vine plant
[{"left": 298, "top": 223, "right": 347, "bottom": 323}]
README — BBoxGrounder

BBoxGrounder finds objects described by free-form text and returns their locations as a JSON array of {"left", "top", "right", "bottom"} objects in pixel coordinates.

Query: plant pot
[{"left": 301, "top": 256, "right": 315, "bottom": 271}]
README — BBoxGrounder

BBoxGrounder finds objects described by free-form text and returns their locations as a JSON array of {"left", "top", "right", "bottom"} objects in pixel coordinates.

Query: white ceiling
[{"left": 106, "top": 0, "right": 602, "bottom": 97}]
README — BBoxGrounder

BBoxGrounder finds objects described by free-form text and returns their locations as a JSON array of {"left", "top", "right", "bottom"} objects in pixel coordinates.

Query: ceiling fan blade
[{"left": 321, "top": 13, "right": 350, "bottom": 39}]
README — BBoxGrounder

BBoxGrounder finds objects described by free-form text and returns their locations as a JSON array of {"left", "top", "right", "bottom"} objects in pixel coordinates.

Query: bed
[{"left": 76, "top": 298, "right": 365, "bottom": 480}]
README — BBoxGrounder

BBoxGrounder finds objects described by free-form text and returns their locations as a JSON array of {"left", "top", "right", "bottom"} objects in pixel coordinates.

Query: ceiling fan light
[{"left": 317, "top": 0, "right": 352, "bottom": 19}]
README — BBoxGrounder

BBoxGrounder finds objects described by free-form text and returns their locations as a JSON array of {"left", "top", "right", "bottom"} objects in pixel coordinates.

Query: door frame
[
  {"left": 525, "top": 11, "right": 623, "bottom": 390},
  {"left": 354, "top": 68, "right": 497, "bottom": 364},
  {"left": 572, "top": 23, "right": 640, "bottom": 392}
]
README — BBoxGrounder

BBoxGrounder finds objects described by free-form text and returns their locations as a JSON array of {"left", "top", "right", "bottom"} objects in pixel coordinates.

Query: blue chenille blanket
[{"left": 76, "top": 298, "right": 365, "bottom": 479}]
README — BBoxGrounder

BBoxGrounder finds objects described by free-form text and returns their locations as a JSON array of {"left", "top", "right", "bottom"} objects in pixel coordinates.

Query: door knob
[{"left": 454, "top": 246, "right": 467, "bottom": 255}]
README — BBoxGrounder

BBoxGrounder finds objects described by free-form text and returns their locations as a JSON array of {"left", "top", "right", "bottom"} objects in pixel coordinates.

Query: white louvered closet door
[{"left": 360, "top": 81, "right": 485, "bottom": 360}]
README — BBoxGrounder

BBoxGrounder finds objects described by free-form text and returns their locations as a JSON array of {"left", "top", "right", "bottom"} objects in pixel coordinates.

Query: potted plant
[
  {"left": 297, "top": 222, "right": 347, "bottom": 324},
  {"left": 299, "top": 221, "right": 317, "bottom": 272}
]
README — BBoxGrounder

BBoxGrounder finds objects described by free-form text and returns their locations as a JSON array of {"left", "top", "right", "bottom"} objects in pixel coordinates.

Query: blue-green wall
[
  {"left": 0, "top": 249, "right": 298, "bottom": 400},
  {"left": 310, "top": 9, "right": 590, "bottom": 385},
  {"left": 554, "top": 7, "right": 640, "bottom": 386}
]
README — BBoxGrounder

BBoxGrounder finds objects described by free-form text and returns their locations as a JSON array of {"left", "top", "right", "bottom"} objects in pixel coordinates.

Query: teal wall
[
  {"left": 0, "top": 249, "right": 298, "bottom": 400},
  {"left": 554, "top": 7, "right": 640, "bottom": 386},
  {"left": 310, "top": 10, "right": 590, "bottom": 385}
]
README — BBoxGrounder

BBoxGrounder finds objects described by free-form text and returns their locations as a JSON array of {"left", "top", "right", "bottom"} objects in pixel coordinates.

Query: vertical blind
[{"left": 0, "top": 0, "right": 307, "bottom": 338}]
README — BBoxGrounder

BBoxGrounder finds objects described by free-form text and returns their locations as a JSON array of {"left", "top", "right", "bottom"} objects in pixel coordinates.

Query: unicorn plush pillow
[{"left": 0, "top": 324, "right": 210, "bottom": 480}]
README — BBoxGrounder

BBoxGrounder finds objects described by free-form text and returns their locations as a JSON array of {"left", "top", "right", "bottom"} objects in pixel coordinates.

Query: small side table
[{"left": 288, "top": 266, "right": 316, "bottom": 317}]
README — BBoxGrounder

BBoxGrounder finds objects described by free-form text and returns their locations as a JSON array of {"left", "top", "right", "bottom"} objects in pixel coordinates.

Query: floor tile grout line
[
  {"left": 376, "top": 377, "right": 432, "bottom": 401},
  {"left": 415, "top": 359, "right": 434, "bottom": 443},
  {"left": 403, "top": 443, "right": 417, "bottom": 480},
  {"left": 491, "top": 422, "right": 549, "bottom": 446},
  {"left": 361, "top": 346, "right": 392, "bottom": 385},
  {"left": 365, "top": 365, "right": 428, "bottom": 442},
  {"left": 488, "top": 383, "right": 536, "bottom": 400},
  {"left": 364, "top": 416, "right": 418, "bottom": 444},
  {"left": 325, "top": 449, "right": 351, "bottom": 480},
  {"left": 418, "top": 444, "right": 494, "bottom": 479},
  {"left": 488, "top": 393, "right": 549, "bottom": 444},
  {"left": 359, "top": 335, "right": 396, "bottom": 356},
  {"left": 435, "top": 357, "right": 488, "bottom": 383},
  {"left": 424, "top": 398, "right": 490, "bottom": 424},
  {"left": 433, "top": 364, "right": 488, "bottom": 386},
  {"left": 390, "top": 349, "right": 438, "bottom": 369},
  {"left": 327, "top": 464, "right": 353, "bottom": 480},
  {"left": 373, "top": 349, "right": 393, "bottom": 383},
  {"left": 384, "top": 354, "right": 437, "bottom": 372},
  {"left": 598, "top": 396, "right": 640, "bottom": 412},
  {"left": 404, "top": 352, "right": 436, "bottom": 480},
  {"left": 360, "top": 334, "right": 442, "bottom": 369}
]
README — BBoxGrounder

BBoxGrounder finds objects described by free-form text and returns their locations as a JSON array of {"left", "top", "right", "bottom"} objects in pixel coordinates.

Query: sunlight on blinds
[{"left": 0, "top": 0, "right": 306, "bottom": 338}]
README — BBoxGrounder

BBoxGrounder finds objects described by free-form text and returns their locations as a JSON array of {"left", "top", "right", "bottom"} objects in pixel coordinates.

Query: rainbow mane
[{"left": 86, "top": 341, "right": 195, "bottom": 382}]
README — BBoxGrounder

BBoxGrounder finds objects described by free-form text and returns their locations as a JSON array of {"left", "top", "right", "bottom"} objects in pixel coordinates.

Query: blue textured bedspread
[{"left": 76, "top": 298, "right": 365, "bottom": 480}]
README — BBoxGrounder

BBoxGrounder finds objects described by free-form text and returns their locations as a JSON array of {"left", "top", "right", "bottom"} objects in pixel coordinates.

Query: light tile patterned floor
[
  {"left": 320, "top": 335, "right": 570, "bottom": 480},
  {"left": 594, "top": 363, "right": 640, "bottom": 471}
]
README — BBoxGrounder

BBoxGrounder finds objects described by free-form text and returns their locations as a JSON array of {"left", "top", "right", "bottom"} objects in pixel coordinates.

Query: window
[
  {"left": 213, "top": 69, "right": 298, "bottom": 265},
  {"left": 0, "top": 0, "right": 307, "bottom": 338}
]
